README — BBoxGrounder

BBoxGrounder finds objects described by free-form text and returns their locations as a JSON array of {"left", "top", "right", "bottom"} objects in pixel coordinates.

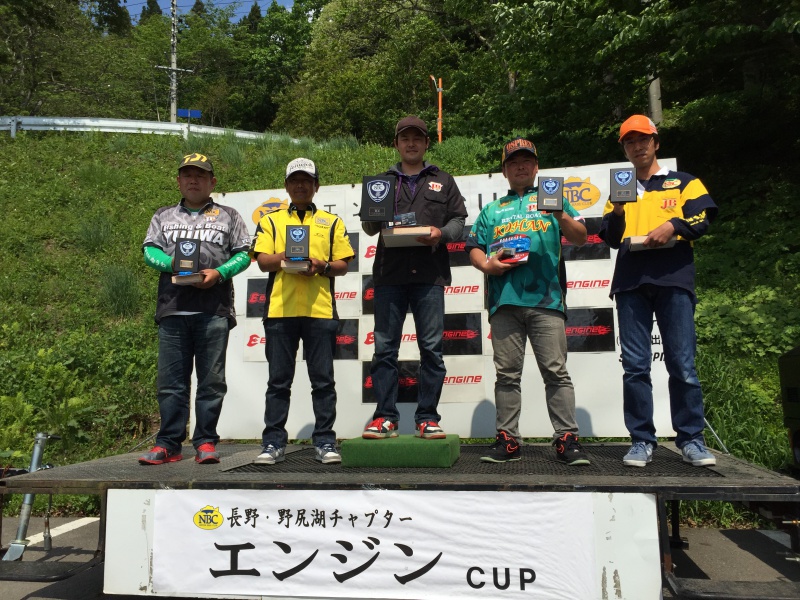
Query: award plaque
[
  {"left": 610, "top": 168, "right": 637, "bottom": 203},
  {"left": 361, "top": 176, "right": 396, "bottom": 221},
  {"left": 175, "top": 239, "right": 200, "bottom": 274},
  {"left": 628, "top": 235, "right": 678, "bottom": 252},
  {"left": 537, "top": 177, "right": 564, "bottom": 211},
  {"left": 381, "top": 225, "right": 431, "bottom": 247},
  {"left": 285, "top": 225, "right": 310, "bottom": 259},
  {"left": 171, "top": 239, "right": 203, "bottom": 284}
]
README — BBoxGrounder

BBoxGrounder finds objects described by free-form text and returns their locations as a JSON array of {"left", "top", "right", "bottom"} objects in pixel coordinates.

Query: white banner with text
[{"left": 144, "top": 489, "right": 660, "bottom": 599}]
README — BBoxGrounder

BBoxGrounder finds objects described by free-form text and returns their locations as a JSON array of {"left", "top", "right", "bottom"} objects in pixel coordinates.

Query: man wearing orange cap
[{"left": 600, "top": 115, "right": 718, "bottom": 468}]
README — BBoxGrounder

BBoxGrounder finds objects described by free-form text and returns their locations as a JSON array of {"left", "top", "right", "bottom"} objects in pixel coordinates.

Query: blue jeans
[
  {"left": 263, "top": 317, "right": 338, "bottom": 447},
  {"left": 156, "top": 314, "right": 229, "bottom": 452},
  {"left": 370, "top": 284, "right": 445, "bottom": 423},
  {"left": 616, "top": 284, "right": 706, "bottom": 448}
]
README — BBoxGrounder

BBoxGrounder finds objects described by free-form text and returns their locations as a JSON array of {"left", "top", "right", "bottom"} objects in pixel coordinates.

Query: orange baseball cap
[{"left": 618, "top": 115, "right": 658, "bottom": 142}]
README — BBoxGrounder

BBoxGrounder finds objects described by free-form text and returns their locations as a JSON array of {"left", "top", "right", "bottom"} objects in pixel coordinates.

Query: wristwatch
[{"left": 323, "top": 261, "right": 331, "bottom": 275}]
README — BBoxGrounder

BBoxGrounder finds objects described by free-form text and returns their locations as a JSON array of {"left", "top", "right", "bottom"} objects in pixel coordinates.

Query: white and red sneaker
[
  {"left": 416, "top": 421, "right": 446, "bottom": 439},
  {"left": 362, "top": 417, "right": 399, "bottom": 439}
]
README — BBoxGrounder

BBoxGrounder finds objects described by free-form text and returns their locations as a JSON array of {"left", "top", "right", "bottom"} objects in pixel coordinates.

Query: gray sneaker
[
  {"left": 315, "top": 443, "right": 341, "bottom": 464},
  {"left": 254, "top": 444, "right": 285, "bottom": 465},
  {"left": 681, "top": 440, "right": 716, "bottom": 467},
  {"left": 623, "top": 441, "right": 654, "bottom": 467}
]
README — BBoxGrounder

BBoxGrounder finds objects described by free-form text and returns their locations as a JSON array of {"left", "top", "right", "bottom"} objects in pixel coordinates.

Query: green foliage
[
  {"left": 698, "top": 351, "right": 789, "bottom": 470},
  {"left": 77, "top": 210, "right": 114, "bottom": 251},
  {"left": 427, "top": 136, "right": 492, "bottom": 175},
  {"left": 100, "top": 267, "right": 141, "bottom": 317}
]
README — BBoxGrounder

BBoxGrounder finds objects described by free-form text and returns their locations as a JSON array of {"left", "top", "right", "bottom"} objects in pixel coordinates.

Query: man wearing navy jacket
[
  {"left": 599, "top": 115, "right": 718, "bottom": 468},
  {"left": 361, "top": 116, "right": 468, "bottom": 440}
]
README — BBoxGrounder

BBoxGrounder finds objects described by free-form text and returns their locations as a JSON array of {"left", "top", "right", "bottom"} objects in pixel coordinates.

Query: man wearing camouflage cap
[{"left": 139, "top": 153, "right": 252, "bottom": 465}]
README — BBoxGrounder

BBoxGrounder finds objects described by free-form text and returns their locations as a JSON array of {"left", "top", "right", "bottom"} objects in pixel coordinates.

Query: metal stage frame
[{"left": 2, "top": 442, "right": 799, "bottom": 599}]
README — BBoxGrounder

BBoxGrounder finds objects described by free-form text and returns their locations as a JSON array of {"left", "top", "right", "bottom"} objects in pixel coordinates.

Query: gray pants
[{"left": 490, "top": 305, "right": 579, "bottom": 441}]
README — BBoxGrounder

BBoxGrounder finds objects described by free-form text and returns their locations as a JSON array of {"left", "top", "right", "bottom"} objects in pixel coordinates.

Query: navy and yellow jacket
[{"left": 599, "top": 168, "right": 717, "bottom": 301}]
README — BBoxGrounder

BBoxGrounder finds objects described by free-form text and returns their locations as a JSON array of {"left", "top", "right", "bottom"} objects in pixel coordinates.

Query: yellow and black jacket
[{"left": 599, "top": 169, "right": 717, "bottom": 301}]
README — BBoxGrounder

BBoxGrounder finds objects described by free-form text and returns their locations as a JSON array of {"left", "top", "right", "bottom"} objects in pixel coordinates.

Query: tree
[
  {"left": 90, "top": 0, "right": 132, "bottom": 35},
  {"left": 139, "top": 0, "right": 162, "bottom": 22},
  {"left": 241, "top": 1, "right": 262, "bottom": 34},
  {"left": 191, "top": 0, "right": 206, "bottom": 16},
  {"left": 273, "top": 0, "right": 474, "bottom": 141},
  {"left": 230, "top": 0, "right": 325, "bottom": 131}
]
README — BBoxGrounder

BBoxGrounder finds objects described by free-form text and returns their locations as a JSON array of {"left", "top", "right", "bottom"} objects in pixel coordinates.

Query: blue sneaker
[
  {"left": 314, "top": 443, "right": 341, "bottom": 464},
  {"left": 254, "top": 444, "right": 285, "bottom": 465},
  {"left": 623, "top": 441, "right": 653, "bottom": 467},
  {"left": 681, "top": 440, "right": 716, "bottom": 467}
]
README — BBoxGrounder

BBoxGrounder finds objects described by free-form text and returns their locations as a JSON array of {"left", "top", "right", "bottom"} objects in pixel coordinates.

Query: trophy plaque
[
  {"left": 361, "top": 176, "right": 396, "bottom": 221},
  {"left": 610, "top": 168, "right": 637, "bottom": 203},
  {"left": 171, "top": 239, "right": 203, "bottom": 284},
  {"left": 537, "top": 177, "right": 564, "bottom": 211},
  {"left": 285, "top": 225, "right": 310, "bottom": 259}
]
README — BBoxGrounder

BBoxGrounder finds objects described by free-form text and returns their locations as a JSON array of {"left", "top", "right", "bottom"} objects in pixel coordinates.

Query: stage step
[{"left": 341, "top": 434, "right": 460, "bottom": 468}]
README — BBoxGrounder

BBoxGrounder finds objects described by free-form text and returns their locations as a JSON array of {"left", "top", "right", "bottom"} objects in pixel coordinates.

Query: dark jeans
[
  {"left": 262, "top": 317, "right": 338, "bottom": 447},
  {"left": 616, "top": 284, "right": 706, "bottom": 449},
  {"left": 369, "top": 284, "right": 445, "bottom": 423},
  {"left": 156, "top": 314, "right": 229, "bottom": 452}
]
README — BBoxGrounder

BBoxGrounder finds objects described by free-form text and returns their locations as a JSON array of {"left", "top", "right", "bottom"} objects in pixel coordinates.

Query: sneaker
[
  {"left": 195, "top": 442, "right": 220, "bottom": 464},
  {"left": 138, "top": 446, "right": 182, "bottom": 465},
  {"left": 314, "top": 443, "right": 341, "bottom": 464},
  {"left": 553, "top": 432, "right": 590, "bottom": 465},
  {"left": 481, "top": 431, "right": 521, "bottom": 463},
  {"left": 416, "top": 421, "right": 446, "bottom": 439},
  {"left": 254, "top": 444, "right": 285, "bottom": 465},
  {"left": 623, "top": 441, "right": 654, "bottom": 467},
  {"left": 681, "top": 440, "right": 716, "bottom": 467},
  {"left": 362, "top": 417, "right": 399, "bottom": 439}
]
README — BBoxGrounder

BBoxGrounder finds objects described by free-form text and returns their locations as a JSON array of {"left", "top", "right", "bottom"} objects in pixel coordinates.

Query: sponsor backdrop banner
[
  {"left": 209, "top": 160, "right": 677, "bottom": 439},
  {"left": 147, "top": 489, "right": 660, "bottom": 599}
]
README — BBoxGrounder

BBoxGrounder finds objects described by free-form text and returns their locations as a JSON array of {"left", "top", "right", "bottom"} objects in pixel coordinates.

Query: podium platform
[
  {"left": 1, "top": 442, "right": 799, "bottom": 599},
  {"left": 340, "top": 434, "right": 460, "bottom": 468}
]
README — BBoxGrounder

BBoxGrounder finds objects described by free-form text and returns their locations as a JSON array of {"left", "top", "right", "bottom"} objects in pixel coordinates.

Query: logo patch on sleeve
[{"left": 662, "top": 178, "right": 681, "bottom": 189}]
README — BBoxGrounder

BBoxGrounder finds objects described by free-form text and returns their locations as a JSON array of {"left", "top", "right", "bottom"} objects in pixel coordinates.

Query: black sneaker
[
  {"left": 481, "top": 431, "right": 521, "bottom": 463},
  {"left": 553, "top": 432, "right": 590, "bottom": 466}
]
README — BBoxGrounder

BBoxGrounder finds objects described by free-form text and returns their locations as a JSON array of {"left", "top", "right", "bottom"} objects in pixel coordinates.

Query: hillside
[{"left": 0, "top": 130, "right": 797, "bottom": 519}]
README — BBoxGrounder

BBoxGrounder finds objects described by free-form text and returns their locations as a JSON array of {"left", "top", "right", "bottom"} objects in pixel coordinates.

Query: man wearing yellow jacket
[{"left": 251, "top": 158, "right": 354, "bottom": 465}]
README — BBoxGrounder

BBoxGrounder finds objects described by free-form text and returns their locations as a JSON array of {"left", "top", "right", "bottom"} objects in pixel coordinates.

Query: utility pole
[
  {"left": 155, "top": 0, "right": 192, "bottom": 123},
  {"left": 428, "top": 75, "right": 443, "bottom": 143},
  {"left": 648, "top": 75, "right": 663, "bottom": 125},
  {"left": 170, "top": 0, "right": 177, "bottom": 123}
]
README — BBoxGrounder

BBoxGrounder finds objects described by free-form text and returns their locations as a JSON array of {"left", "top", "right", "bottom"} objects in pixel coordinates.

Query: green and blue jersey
[{"left": 465, "top": 187, "right": 580, "bottom": 316}]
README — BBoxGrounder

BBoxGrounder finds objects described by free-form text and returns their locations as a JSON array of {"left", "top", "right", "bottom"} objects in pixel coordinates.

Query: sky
[{"left": 127, "top": 0, "right": 295, "bottom": 25}]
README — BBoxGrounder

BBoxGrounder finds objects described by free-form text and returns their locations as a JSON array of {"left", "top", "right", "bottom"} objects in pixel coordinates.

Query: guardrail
[{"left": 0, "top": 116, "right": 276, "bottom": 140}]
